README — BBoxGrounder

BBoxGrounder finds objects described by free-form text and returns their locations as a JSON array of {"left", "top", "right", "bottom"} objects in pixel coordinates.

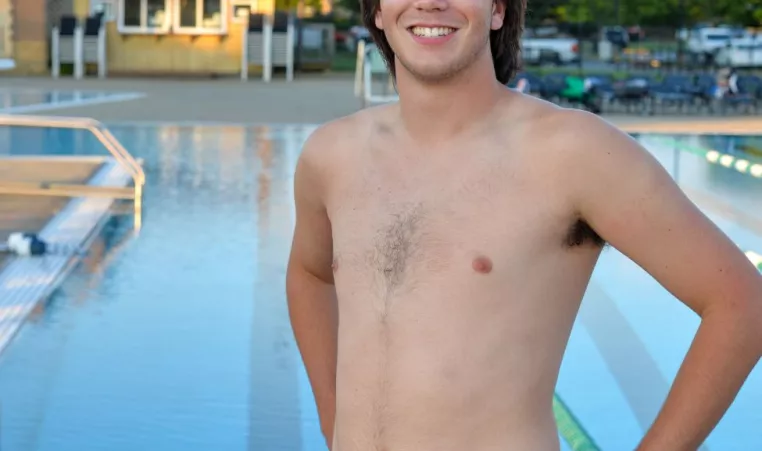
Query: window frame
[
  {"left": 231, "top": 0, "right": 251, "bottom": 24},
  {"left": 118, "top": 0, "right": 172, "bottom": 35},
  {"left": 91, "top": 0, "right": 118, "bottom": 22},
  {"left": 173, "top": 0, "right": 229, "bottom": 36}
]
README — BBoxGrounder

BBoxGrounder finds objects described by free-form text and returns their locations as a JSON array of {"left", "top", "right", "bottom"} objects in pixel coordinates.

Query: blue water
[
  {"left": 0, "top": 89, "right": 142, "bottom": 113},
  {"left": 0, "top": 124, "right": 760, "bottom": 451}
]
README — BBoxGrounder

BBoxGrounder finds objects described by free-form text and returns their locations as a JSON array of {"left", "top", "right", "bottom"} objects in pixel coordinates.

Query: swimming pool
[
  {"left": 0, "top": 89, "right": 144, "bottom": 114},
  {"left": 0, "top": 124, "right": 759, "bottom": 451}
]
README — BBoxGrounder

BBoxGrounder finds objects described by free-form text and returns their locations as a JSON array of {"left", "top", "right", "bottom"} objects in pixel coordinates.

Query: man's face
[{"left": 375, "top": 0, "right": 505, "bottom": 83}]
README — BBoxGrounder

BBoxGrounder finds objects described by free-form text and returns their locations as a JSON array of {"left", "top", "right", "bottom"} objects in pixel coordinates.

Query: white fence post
[
  {"left": 285, "top": 17, "right": 294, "bottom": 82},
  {"left": 262, "top": 16, "right": 272, "bottom": 83},
  {"left": 97, "top": 23, "right": 107, "bottom": 78},
  {"left": 52, "top": 27, "right": 60, "bottom": 79},
  {"left": 74, "top": 25, "right": 84, "bottom": 80}
]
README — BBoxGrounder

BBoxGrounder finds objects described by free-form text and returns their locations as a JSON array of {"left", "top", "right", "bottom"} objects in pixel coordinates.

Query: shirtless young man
[{"left": 286, "top": 0, "right": 762, "bottom": 448}]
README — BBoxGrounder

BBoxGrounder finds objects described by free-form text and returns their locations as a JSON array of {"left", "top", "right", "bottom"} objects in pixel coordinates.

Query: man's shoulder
[
  {"left": 505, "top": 95, "right": 659, "bottom": 190},
  {"left": 524, "top": 104, "right": 669, "bottom": 212},
  {"left": 511, "top": 99, "right": 638, "bottom": 163},
  {"left": 295, "top": 103, "right": 395, "bottom": 188},
  {"left": 549, "top": 108, "right": 651, "bottom": 169},
  {"left": 301, "top": 103, "right": 395, "bottom": 163}
]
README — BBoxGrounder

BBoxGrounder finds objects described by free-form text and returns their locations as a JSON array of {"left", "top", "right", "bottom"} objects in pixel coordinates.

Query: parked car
[
  {"left": 678, "top": 27, "right": 733, "bottom": 65},
  {"left": 715, "top": 37, "right": 762, "bottom": 68},
  {"left": 521, "top": 36, "right": 579, "bottom": 66}
]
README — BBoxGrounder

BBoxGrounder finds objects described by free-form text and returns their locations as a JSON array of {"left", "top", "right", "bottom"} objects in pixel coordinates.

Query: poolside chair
[
  {"left": 556, "top": 76, "right": 603, "bottom": 113},
  {"left": 539, "top": 73, "right": 569, "bottom": 105},
  {"left": 718, "top": 74, "right": 760, "bottom": 115},
  {"left": 585, "top": 76, "right": 616, "bottom": 113},
  {"left": 649, "top": 74, "right": 696, "bottom": 115},
  {"left": 560, "top": 76, "right": 586, "bottom": 102},
  {"left": 611, "top": 76, "right": 652, "bottom": 115},
  {"left": 736, "top": 75, "right": 762, "bottom": 112},
  {"left": 690, "top": 73, "right": 718, "bottom": 115}
]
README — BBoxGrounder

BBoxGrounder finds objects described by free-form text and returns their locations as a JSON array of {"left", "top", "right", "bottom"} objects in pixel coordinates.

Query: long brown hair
[{"left": 360, "top": 0, "right": 526, "bottom": 84}]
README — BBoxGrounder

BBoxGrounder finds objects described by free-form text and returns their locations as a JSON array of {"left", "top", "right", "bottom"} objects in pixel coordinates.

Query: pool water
[
  {"left": 0, "top": 124, "right": 759, "bottom": 451},
  {"left": 0, "top": 89, "right": 144, "bottom": 114},
  {"left": 0, "top": 124, "right": 321, "bottom": 451}
]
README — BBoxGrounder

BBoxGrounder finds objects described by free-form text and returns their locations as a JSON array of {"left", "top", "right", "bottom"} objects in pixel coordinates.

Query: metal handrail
[
  {"left": 0, "top": 114, "right": 145, "bottom": 230},
  {"left": 0, "top": 114, "right": 144, "bottom": 183}
]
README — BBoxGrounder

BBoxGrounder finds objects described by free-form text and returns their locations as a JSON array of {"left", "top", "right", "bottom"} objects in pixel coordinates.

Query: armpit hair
[{"left": 564, "top": 218, "right": 606, "bottom": 248}]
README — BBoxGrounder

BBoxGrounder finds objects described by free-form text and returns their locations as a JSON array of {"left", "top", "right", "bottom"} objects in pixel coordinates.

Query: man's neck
[{"left": 394, "top": 55, "right": 506, "bottom": 144}]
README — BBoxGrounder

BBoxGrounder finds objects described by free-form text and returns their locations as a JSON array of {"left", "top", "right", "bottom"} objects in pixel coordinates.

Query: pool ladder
[{"left": 0, "top": 114, "right": 146, "bottom": 231}]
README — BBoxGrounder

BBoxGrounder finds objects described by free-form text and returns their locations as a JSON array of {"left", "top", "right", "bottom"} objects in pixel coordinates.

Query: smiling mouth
[{"left": 409, "top": 26, "right": 457, "bottom": 38}]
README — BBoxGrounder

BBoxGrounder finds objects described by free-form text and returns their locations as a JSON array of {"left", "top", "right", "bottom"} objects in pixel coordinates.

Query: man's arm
[
  {"left": 286, "top": 128, "right": 339, "bottom": 447},
  {"left": 562, "top": 113, "right": 762, "bottom": 450}
]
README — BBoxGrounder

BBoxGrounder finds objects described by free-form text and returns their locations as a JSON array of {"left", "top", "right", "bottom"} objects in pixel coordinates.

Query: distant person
[
  {"left": 728, "top": 68, "right": 739, "bottom": 95},
  {"left": 715, "top": 67, "right": 739, "bottom": 98},
  {"left": 286, "top": 0, "right": 762, "bottom": 449},
  {"left": 714, "top": 66, "right": 729, "bottom": 98}
]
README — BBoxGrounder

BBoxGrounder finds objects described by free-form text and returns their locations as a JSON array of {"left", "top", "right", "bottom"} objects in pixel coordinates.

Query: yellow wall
[
  {"left": 8, "top": 0, "right": 47, "bottom": 75},
  {"left": 0, "top": 0, "right": 13, "bottom": 59},
  {"left": 247, "top": 0, "right": 275, "bottom": 15},
  {"left": 105, "top": 21, "right": 249, "bottom": 76},
  {"left": 13, "top": 41, "right": 46, "bottom": 74},
  {"left": 74, "top": 0, "right": 89, "bottom": 17}
]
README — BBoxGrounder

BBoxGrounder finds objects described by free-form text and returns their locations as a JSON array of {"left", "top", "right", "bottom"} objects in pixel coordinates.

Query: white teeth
[{"left": 411, "top": 26, "right": 455, "bottom": 38}]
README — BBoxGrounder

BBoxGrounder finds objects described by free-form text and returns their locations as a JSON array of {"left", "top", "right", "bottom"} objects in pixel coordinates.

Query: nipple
[{"left": 472, "top": 256, "right": 493, "bottom": 274}]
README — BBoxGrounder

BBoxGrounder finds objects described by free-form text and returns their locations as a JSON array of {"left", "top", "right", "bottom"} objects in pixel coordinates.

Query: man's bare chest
[{"left": 327, "top": 168, "right": 565, "bottom": 296}]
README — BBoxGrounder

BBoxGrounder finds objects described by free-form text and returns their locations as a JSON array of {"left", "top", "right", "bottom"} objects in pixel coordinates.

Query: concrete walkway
[
  {"left": 2, "top": 75, "right": 761, "bottom": 134},
  {"left": 0, "top": 75, "right": 364, "bottom": 123}
]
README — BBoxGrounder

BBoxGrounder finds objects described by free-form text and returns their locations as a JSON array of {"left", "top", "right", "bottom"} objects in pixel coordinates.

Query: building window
[
  {"left": 174, "top": 0, "right": 228, "bottom": 35},
  {"left": 231, "top": 0, "right": 251, "bottom": 23},
  {"left": 92, "top": 0, "right": 118, "bottom": 21},
  {"left": 119, "top": 0, "right": 171, "bottom": 33}
]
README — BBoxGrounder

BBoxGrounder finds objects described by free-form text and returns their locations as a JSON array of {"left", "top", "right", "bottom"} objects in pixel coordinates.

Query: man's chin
[{"left": 398, "top": 61, "right": 462, "bottom": 85}]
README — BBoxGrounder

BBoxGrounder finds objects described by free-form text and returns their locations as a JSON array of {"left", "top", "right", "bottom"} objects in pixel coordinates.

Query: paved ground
[
  {"left": 0, "top": 75, "right": 365, "bottom": 124},
  {"left": 3, "top": 75, "right": 761, "bottom": 133}
]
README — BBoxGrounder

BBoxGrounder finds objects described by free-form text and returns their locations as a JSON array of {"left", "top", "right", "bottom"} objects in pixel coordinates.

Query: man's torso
[{"left": 322, "top": 99, "right": 604, "bottom": 450}]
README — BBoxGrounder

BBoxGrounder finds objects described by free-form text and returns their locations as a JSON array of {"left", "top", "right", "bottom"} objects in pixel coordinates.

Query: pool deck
[
  {"left": 620, "top": 117, "right": 762, "bottom": 135},
  {"left": 0, "top": 75, "right": 760, "bottom": 133}
]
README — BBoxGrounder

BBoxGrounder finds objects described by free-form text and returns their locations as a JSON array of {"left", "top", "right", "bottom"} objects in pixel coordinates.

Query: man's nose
[{"left": 411, "top": 0, "right": 448, "bottom": 11}]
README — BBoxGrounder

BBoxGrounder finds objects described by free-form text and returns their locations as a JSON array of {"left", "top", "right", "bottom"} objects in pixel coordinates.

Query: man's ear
[{"left": 491, "top": 0, "right": 505, "bottom": 30}]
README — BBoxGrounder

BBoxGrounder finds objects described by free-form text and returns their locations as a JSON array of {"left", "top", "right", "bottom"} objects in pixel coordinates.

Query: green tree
[
  {"left": 335, "top": 0, "right": 362, "bottom": 16},
  {"left": 331, "top": 0, "right": 762, "bottom": 31},
  {"left": 720, "top": 0, "right": 762, "bottom": 26},
  {"left": 275, "top": 0, "right": 325, "bottom": 14},
  {"left": 274, "top": 0, "right": 297, "bottom": 12},
  {"left": 525, "top": 0, "right": 567, "bottom": 27}
]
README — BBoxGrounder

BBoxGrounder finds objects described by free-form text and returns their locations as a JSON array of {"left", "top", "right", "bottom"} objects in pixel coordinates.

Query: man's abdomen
[{"left": 331, "top": 280, "right": 578, "bottom": 451}]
